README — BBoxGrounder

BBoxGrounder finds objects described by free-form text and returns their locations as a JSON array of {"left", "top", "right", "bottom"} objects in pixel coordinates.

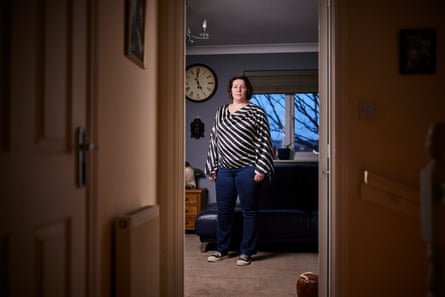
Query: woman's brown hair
[{"left": 227, "top": 75, "right": 253, "bottom": 100}]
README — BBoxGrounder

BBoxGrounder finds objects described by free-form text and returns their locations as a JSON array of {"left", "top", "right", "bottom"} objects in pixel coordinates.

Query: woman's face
[{"left": 231, "top": 79, "right": 248, "bottom": 102}]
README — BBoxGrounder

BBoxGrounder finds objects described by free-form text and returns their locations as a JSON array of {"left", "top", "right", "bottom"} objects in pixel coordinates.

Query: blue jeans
[{"left": 214, "top": 166, "right": 261, "bottom": 256}]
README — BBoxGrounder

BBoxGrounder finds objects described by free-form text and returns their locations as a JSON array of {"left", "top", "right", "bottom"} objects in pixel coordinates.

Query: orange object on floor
[{"left": 296, "top": 272, "right": 318, "bottom": 297}]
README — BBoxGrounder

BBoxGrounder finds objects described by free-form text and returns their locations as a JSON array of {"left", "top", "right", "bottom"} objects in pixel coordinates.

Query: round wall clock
[{"left": 185, "top": 64, "right": 217, "bottom": 102}]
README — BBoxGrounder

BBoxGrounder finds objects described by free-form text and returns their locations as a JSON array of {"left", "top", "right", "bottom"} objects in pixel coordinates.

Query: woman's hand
[
  {"left": 254, "top": 173, "right": 265, "bottom": 183},
  {"left": 209, "top": 174, "right": 217, "bottom": 182}
]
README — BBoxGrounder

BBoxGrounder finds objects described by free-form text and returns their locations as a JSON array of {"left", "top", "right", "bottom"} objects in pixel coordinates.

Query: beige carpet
[{"left": 184, "top": 234, "right": 319, "bottom": 297}]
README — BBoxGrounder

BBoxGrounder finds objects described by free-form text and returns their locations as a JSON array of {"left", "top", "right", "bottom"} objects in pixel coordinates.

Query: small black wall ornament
[{"left": 190, "top": 117, "right": 204, "bottom": 139}]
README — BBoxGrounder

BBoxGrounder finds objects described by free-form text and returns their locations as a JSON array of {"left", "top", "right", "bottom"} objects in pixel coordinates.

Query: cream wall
[
  {"left": 94, "top": 0, "right": 159, "bottom": 295},
  {"left": 338, "top": 0, "right": 445, "bottom": 296}
]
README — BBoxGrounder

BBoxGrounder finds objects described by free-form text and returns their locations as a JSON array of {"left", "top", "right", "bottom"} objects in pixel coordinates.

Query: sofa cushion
[{"left": 258, "top": 163, "right": 318, "bottom": 211}]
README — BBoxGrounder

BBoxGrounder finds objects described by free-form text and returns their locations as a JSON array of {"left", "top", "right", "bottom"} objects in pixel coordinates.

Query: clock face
[{"left": 185, "top": 64, "right": 217, "bottom": 102}]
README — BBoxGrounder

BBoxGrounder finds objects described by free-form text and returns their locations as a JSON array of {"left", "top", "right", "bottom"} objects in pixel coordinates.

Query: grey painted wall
[{"left": 185, "top": 52, "right": 318, "bottom": 203}]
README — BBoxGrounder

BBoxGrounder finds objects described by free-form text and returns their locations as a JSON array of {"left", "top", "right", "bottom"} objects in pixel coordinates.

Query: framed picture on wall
[
  {"left": 399, "top": 29, "right": 436, "bottom": 74},
  {"left": 125, "top": 0, "right": 146, "bottom": 68}
]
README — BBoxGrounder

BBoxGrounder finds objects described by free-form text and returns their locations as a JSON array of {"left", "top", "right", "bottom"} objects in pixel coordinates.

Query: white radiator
[{"left": 114, "top": 205, "right": 160, "bottom": 297}]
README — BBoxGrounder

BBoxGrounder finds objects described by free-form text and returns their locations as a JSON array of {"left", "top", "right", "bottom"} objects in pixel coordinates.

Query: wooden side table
[{"left": 185, "top": 188, "right": 207, "bottom": 231}]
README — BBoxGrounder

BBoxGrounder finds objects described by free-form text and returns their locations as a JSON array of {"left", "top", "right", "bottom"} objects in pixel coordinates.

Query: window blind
[{"left": 244, "top": 69, "right": 318, "bottom": 94}]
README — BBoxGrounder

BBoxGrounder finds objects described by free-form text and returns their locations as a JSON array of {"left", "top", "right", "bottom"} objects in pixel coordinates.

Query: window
[
  {"left": 245, "top": 70, "right": 319, "bottom": 153},
  {"left": 251, "top": 93, "right": 319, "bottom": 151}
]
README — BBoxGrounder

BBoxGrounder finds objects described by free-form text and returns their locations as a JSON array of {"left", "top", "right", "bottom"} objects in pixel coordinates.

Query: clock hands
[
  {"left": 194, "top": 68, "right": 207, "bottom": 94},
  {"left": 194, "top": 68, "right": 202, "bottom": 90}
]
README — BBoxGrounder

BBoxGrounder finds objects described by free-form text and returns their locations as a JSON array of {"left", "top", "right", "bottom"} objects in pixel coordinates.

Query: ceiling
[{"left": 185, "top": 0, "right": 319, "bottom": 55}]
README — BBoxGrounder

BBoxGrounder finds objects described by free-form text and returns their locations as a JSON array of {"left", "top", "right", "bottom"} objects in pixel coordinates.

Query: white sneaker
[
  {"left": 236, "top": 254, "right": 252, "bottom": 266},
  {"left": 207, "top": 251, "right": 229, "bottom": 262}
]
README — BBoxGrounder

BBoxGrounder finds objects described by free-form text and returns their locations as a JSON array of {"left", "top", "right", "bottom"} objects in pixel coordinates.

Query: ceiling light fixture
[{"left": 186, "top": 19, "right": 210, "bottom": 44}]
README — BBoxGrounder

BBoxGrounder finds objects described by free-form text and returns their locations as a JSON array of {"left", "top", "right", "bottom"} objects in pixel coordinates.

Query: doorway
[{"left": 183, "top": 1, "right": 333, "bottom": 296}]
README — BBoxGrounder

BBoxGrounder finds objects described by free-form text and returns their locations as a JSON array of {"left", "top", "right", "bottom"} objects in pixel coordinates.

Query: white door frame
[
  {"left": 319, "top": 0, "right": 346, "bottom": 296},
  {"left": 319, "top": 0, "right": 333, "bottom": 295}
]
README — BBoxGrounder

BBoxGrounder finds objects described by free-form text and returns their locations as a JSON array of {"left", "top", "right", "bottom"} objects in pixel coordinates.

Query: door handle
[{"left": 77, "top": 127, "right": 98, "bottom": 188}]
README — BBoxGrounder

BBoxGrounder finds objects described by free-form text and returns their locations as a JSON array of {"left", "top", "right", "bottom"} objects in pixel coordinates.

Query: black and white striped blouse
[{"left": 205, "top": 103, "right": 274, "bottom": 176}]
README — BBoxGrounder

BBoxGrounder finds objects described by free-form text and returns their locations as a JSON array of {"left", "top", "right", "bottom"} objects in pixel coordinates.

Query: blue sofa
[{"left": 194, "top": 162, "right": 319, "bottom": 252}]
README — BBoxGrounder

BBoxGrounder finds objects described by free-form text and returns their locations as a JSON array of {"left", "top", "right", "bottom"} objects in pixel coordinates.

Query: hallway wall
[{"left": 336, "top": 0, "right": 445, "bottom": 295}]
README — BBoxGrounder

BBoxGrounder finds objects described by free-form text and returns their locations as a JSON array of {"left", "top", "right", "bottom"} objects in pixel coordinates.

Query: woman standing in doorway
[{"left": 205, "top": 75, "right": 274, "bottom": 266}]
